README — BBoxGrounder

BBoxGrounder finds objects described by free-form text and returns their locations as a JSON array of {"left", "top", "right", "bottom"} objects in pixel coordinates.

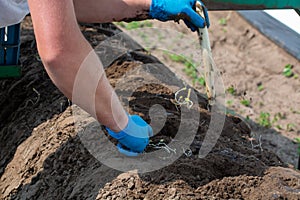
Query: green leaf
[
  {"left": 283, "top": 64, "right": 294, "bottom": 78},
  {"left": 226, "top": 86, "right": 236, "bottom": 95},
  {"left": 258, "top": 112, "right": 272, "bottom": 128},
  {"left": 287, "top": 123, "right": 295, "bottom": 132},
  {"left": 257, "top": 84, "right": 264, "bottom": 91},
  {"left": 240, "top": 99, "right": 251, "bottom": 107},
  {"left": 197, "top": 77, "right": 206, "bottom": 86},
  {"left": 115, "top": 21, "right": 153, "bottom": 30},
  {"left": 218, "top": 18, "right": 227, "bottom": 26},
  {"left": 275, "top": 125, "right": 283, "bottom": 130}
]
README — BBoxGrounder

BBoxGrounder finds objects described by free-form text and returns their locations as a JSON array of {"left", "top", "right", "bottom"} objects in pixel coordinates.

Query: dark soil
[{"left": 0, "top": 16, "right": 300, "bottom": 200}]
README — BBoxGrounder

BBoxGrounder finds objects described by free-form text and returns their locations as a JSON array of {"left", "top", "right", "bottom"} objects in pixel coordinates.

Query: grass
[
  {"left": 196, "top": 77, "right": 206, "bottom": 87},
  {"left": 257, "top": 112, "right": 272, "bottom": 128},
  {"left": 115, "top": 21, "right": 153, "bottom": 30},
  {"left": 168, "top": 53, "right": 188, "bottom": 63},
  {"left": 165, "top": 52, "right": 206, "bottom": 87},
  {"left": 256, "top": 111, "right": 295, "bottom": 132}
]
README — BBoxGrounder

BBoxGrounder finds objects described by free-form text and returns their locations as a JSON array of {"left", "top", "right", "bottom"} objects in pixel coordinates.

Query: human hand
[
  {"left": 106, "top": 115, "right": 153, "bottom": 156},
  {"left": 149, "top": 0, "right": 209, "bottom": 31}
]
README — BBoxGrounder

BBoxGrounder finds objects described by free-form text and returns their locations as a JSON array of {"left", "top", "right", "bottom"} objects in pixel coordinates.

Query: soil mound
[{"left": 0, "top": 17, "right": 299, "bottom": 200}]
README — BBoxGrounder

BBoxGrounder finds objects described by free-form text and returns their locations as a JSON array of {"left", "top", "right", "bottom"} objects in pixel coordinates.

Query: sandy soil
[
  {"left": 0, "top": 12, "right": 300, "bottom": 200},
  {"left": 119, "top": 11, "right": 300, "bottom": 167}
]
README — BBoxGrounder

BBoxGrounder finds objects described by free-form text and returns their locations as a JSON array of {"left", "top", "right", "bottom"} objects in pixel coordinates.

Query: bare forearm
[
  {"left": 28, "top": 0, "right": 128, "bottom": 131},
  {"left": 73, "top": 0, "right": 151, "bottom": 23}
]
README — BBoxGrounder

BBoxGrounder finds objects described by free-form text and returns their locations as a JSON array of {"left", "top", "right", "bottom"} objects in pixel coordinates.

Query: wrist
[
  {"left": 121, "top": 0, "right": 151, "bottom": 21},
  {"left": 143, "top": 0, "right": 151, "bottom": 10},
  {"left": 149, "top": 0, "right": 168, "bottom": 21},
  {"left": 106, "top": 111, "right": 129, "bottom": 133}
]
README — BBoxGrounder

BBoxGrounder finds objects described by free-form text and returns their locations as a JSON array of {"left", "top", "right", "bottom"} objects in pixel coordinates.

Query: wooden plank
[{"left": 238, "top": 10, "right": 300, "bottom": 60}]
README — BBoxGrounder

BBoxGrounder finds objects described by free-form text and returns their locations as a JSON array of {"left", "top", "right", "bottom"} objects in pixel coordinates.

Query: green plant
[
  {"left": 115, "top": 21, "right": 153, "bottom": 30},
  {"left": 226, "top": 100, "right": 233, "bottom": 106},
  {"left": 258, "top": 112, "right": 272, "bottom": 128},
  {"left": 287, "top": 123, "right": 295, "bottom": 132},
  {"left": 168, "top": 53, "right": 188, "bottom": 63},
  {"left": 283, "top": 64, "right": 294, "bottom": 78},
  {"left": 165, "top": 52, "right": 206, "bottom": 87},
  {"left": 183, "top": 65, "right": 206, "bottom": 86},
  {"left": 196, "top": 77, "right": 206, "bottom": 86},
  {"left": 257, "top": 83, "right": 264, "bottom": 91},
  {"left": 240, "top": 99, "right": 251, "bottom": 107},
  {"left": 272, "top": 112, "right": 286, "bottom": 124},
  {"left": 226, "top": 86, "right": 236, "bottom": 95},
  {"left": 245, "top": 115, "right": 251, "bottom": 121},
  {"left": 218, "top": 18, "right": 227, "bottom": 26},
  {"left": 275, "top": 125, "right": 283, "bottom": 130}
]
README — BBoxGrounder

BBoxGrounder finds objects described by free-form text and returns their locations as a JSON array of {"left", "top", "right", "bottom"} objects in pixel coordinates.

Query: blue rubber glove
[
  {"left": 106, "top": 115, "right": 153, "bottom": 156},
  {"left": 149, "top": 0, "right": 210, "bottom": 31}
]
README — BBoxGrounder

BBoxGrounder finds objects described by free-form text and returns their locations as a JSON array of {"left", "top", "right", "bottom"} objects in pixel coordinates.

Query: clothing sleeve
[{"left": 0, "top": 0, "right": 30, "bottom": 28}]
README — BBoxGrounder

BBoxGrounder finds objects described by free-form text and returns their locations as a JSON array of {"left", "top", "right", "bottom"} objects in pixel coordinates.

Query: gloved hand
[
  {"left": 106, "top": 115, "right": 153, "bottom": 156},
  {"left": 149, "top": 0, "right": 210, "bottom": 31}
]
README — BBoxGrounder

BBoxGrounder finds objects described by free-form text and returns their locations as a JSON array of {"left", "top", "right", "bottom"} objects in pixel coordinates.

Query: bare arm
[
  {"left": 73, "top": 0, "right": 151, "bottom": 23},
  {"left": 27, "top": 0, "right": 130, "bottom": 131},
  {"left": 27, "top": 0, "right": 208, "bottom": 155}
]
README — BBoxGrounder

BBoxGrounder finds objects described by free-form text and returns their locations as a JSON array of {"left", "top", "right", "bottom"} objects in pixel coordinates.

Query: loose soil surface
[
  {"left": 0, "top": 13, "right": 300, "bottom": 200},
  {"left": 134, "top": 11, "right": 300, "bottom": 167}
]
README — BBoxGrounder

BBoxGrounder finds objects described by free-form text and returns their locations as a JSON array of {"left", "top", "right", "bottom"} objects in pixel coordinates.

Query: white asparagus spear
[{"left": 196, "top": 3, "right": 216, "bottom": 106}]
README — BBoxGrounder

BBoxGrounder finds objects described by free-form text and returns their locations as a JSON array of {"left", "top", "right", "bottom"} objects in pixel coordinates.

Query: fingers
[
  {"left": 117, "top": 143, "right": 139, "bottom": 156},
  {"left": 195, "top": 0, "right": 210, "bottom": 28},
  {"left": 182, "top": 6, "right": 206, "bottom": 28},
  {"left": 183, "top": 19, "right": 197, "bottom": 32},
  {"left": 131, "top": 115, "right": 146, "bottom": 126},
  {"left": 198, "top": 1, "right": 210, "bottom": 28},
  {"left": 106, "top": 127, "right": 126, "bottom": 140},
  {"left": 131, "top": 115, "right": 153, "bottom": 137}
]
